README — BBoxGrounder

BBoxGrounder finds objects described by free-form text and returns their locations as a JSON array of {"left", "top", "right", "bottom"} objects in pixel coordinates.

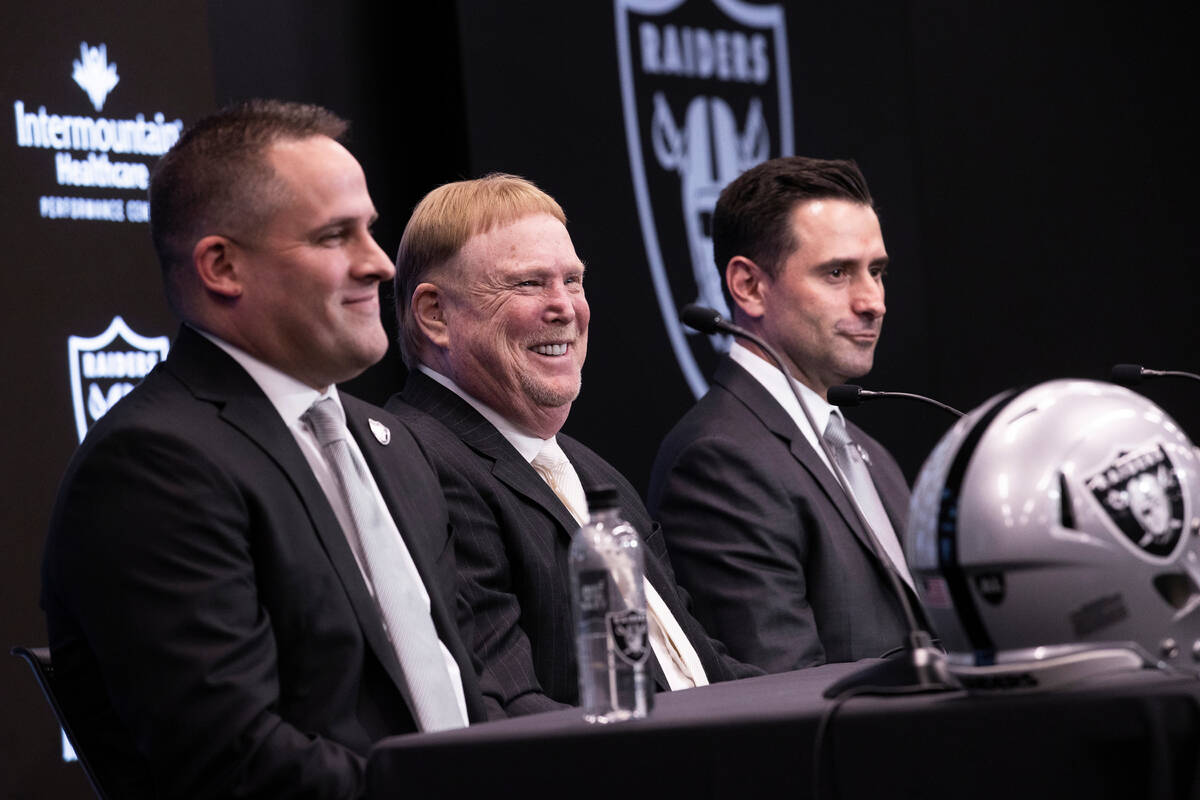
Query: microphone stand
[
  {"left": 828, "top": 384, "right": 964, "bottom": 419},
  {"left": 681, "top": 305, "right": 957, "bottom": 696},
  {"left": 1110, "top": 364, "right": 1200, "bottom": 387}
]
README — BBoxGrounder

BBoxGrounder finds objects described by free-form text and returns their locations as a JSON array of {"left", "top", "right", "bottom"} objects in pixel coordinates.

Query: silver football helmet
[{"left": 906, "top": 379, "right": 1200, "bottom": 690}]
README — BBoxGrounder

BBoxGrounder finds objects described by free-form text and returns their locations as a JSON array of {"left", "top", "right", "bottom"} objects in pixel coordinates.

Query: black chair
[{"left": 11, "top": 645, "right": 112, "bottom": 800}]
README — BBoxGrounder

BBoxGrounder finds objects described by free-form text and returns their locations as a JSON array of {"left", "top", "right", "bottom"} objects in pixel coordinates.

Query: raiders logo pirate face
[
  {"left": 1085, "top": 444, "right": 1187, "bottom": 560},
  {"left": 615, "top": 0, "right": 794, "bottom": 399},
  {"left": 607, "top": 608, "right": 649, "bottom": 667}
]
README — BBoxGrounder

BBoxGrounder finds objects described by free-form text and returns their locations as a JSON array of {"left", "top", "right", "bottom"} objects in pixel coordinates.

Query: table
[{"left": 368, "top": 661, "right": 1200, "bottom": 799}]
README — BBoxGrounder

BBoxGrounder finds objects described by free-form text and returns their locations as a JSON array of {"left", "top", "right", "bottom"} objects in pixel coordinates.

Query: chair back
[{"left": 11, "top": 645, "right": 112, "bottom": 800}]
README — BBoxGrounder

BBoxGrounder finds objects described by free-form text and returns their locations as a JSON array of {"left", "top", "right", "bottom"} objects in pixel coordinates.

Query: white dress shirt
[{"left": 729, "top": 341, "right": 838, "bottom": 474}]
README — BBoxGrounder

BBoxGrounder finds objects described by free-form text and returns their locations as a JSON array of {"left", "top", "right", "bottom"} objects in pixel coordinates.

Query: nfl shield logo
[
  {"left": 68, "top": 316, "right": 170, "bottom": 442},
  {"left": 615, "top": 0, "right": 794, "bottom": 397}
]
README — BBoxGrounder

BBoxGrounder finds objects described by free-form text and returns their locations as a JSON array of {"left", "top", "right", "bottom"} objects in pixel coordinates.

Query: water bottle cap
[{"left": 585, "top": 485, "right": 620, "bottom": 511}]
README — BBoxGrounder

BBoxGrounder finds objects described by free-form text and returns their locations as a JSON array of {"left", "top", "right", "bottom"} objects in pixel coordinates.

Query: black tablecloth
[{"left": 368, "top": 662, "right": 1200, "bottom": 799}]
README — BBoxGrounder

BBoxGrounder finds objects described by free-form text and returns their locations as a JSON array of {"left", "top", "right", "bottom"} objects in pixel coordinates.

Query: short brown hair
[
  {"left": 394, "top": 173, "right": 566, "bottom": 366},
  {"left": 149, "top": 99, "right": 349, "bottom": 312},
  {"left": 713, "top": 156, "right": 874, "bottom": 306}
]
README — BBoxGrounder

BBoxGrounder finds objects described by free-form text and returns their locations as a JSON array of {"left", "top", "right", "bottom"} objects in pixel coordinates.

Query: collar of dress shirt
[
  {"left": 728, "top": 341, "right": 841, "bottom": 471},
  {"left": 418, "top": 365, "right": 551, "bottom": 464},
  {"left": 193, "top": 326, "right": 337, "bottom": 427}
]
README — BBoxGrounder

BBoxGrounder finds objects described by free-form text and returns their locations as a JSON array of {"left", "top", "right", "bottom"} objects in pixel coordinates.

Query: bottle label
[
  {"left": 606, "top": 608, "right": 649, "bottom": 666},
  {"left": 577, "top": 570, "right": 610, "bottom": 620}
]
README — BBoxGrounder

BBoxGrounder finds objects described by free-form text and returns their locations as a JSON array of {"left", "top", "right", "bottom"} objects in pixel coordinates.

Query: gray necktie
[
  {"left": 822, "top": 413, "right": 915, "bottom": 591},
  {"left": 302, "top": 397, "right": 466, "bottom": 732}
]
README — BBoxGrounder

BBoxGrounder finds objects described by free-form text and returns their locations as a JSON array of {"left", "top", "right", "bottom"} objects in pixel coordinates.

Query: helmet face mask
[{"left": 906, "top": 379, "right": 1200, "bottom": 687}]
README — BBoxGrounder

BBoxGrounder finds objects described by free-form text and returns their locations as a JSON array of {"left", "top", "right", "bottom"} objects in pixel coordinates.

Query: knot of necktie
[
  {"left": 532, "top": 442, "right": 570, "bottom": 488},
  {"left": 303, "top": 397, "right": 346, "bottom": 447},
  {"left": 532, "top": 440, "right": 589, "bottom": 526},
  {"left": 823, "top": 412, "right": 854, "bottom": 450}
]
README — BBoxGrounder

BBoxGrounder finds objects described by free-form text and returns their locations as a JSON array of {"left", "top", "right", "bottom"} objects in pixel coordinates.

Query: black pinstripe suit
[{"left": 387, "top": 370, "right": 759, "bottom": 718}]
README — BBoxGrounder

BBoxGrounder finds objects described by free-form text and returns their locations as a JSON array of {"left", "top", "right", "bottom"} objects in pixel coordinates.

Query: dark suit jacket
[
  {"left": 647, "top": 355, "right": 917, "bottom": 673},
  {"left": 388, "top": 370, "right": 759, "bottom": 719},
  {"left": 41, "top": 327, "right": 486, "bottom": 800}
]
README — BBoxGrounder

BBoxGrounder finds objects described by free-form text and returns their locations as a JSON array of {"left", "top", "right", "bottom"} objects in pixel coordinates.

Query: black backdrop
[{"left": 3, "top": 1, "right": 1197, "bottom": 796}]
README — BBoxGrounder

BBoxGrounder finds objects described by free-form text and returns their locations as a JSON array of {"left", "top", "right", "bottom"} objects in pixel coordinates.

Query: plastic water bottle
[{"left": 568, "top": 485, "right": 651, "bottom": 723}]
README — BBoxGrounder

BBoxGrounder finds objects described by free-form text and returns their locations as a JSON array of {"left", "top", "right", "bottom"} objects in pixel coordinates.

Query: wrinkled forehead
[{"left": 452, "top": 212, "right": 580, "bottom": 279}]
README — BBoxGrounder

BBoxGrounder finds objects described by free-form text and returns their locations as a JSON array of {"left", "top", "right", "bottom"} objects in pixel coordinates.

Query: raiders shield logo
[
  {"left": 615, "top": 0, "right": 794, "bottom": 397},
  {"left": 68, "top": 316, "right": 170, "bottom": 442},
  {"left": 607, "top": 608, "right": 650, "bottom": 666},
  {"left": 1084, "top": 444, "right": 1186, "bottom": 560}
]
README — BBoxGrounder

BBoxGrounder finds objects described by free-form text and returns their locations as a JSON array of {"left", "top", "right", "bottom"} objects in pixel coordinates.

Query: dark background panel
[
  {"left": 454, "top": 0, "right": 964, "bottom": 488},
  {"left": 1, "top": 1, "right": 214, "bottom": 797},
  {"left": 455, "top": 0, "right": 945, "bottom": 491},
  {"left": 901, "top": 0, "right": 1200, "bottom": 464}
]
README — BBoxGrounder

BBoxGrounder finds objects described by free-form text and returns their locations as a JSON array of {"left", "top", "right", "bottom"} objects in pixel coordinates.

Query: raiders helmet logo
[{"left": 1085, "top": 444, "right": 1186, "bottom": 560}]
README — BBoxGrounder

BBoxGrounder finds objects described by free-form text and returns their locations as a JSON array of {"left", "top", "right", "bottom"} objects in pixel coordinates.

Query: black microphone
[
  {"left": 1110, "top": 364, "right": 1200, "bottom": 387},
  {"left": 829, "top": 384, "right": 964, "bottom": 419},
  {"left": 680, "top": 304, "right": 733, "bottom": 336},
  {"left": 679, "top": 304, "right": 956, "bottom": 696}
]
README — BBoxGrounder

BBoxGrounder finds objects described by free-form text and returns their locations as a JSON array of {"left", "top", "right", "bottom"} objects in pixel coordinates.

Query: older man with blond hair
[{"left": 387, "top": 173, "right": 758, "bottom": 717}]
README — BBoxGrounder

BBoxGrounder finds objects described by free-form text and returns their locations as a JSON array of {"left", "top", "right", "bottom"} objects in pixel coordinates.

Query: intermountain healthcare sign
[{"left": 616, "top": 0, "right": 793, "bottom": 398}]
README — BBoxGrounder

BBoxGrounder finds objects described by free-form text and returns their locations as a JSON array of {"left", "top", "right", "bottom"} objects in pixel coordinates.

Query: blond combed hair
[{"left": 394, "top": 173, "right": 566, "bottom": 366}]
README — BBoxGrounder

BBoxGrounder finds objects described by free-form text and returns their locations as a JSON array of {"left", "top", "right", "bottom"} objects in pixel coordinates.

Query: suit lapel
[
  {"left": 345, "top": 400, "right": 490, "bottom": 719},
  {"left": 402, "top": 372, "right": 580, "bottom": 538},
  {"left": 403, "top": 373, "right": 673, "bottom": 690},
  {"left": 166, "top": 328, "right": 413, "bottom": 700},
  {"left": 712, "top": 357, "right": 889, "bottom": 569}
]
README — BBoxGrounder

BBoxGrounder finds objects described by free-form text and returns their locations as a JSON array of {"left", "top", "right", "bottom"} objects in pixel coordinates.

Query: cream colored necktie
[
  {"left": 531, "top": 439, "right": 589, "bottom": 526},
  {"left": 531, "top": 440, "right": 707, "bottom": 689}
]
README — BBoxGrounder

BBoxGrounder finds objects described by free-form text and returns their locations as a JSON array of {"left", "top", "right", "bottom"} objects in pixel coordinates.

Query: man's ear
[
  {"left": 192, "top": 235, "right": 244, "bottom": 299},
  {"left": 725, "top": 255, "right": 768, "bottom": 320},
  {"left": 412, "top": 282, "right": 451, "bottom": 349}
]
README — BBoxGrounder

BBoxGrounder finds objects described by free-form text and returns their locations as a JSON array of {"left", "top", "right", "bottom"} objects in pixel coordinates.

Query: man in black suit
[
  {"left": 41, "top": 100, "right": 486, "bottom": 800},
  {"left": 387, "top": 174, "right": 758, "bottom": 718},
  {"left": 648, "top": 157, "right": 917, "bottom": 673}
]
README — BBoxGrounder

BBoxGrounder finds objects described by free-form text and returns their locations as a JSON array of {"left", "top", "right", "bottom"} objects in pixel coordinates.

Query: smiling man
[
  {"left": 648, "top": 156, "right": 918, "bottom": 673},
  {"left": 41, "top": 100, "right": 485, "bottom": 799},
  {"left": 387, "top": 174, "right": 758, "bottom": 717}
]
